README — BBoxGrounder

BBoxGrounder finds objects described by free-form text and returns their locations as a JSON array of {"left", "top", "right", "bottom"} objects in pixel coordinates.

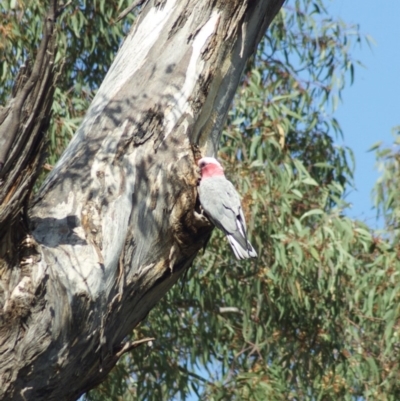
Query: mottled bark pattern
[{"left": 0, "top": 0, "right": 284, "bottom": 400}]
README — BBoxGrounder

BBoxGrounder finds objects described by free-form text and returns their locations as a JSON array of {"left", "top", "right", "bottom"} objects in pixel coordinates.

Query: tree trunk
[{"left": 0, "top": 0, "right": 284, "bottom": 399}]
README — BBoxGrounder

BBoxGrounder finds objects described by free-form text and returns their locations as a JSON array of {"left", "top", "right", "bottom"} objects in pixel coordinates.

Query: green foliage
[
  {"left": 2, "top": 0, "right": 400, "bottom": 400},
  {"left": 373, "top": 128, "right": 400, "bottom": 241}
]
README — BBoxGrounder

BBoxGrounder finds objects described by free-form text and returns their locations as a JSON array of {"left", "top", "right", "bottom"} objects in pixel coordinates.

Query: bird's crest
[{"left": 198, "top": 157, "right": 224, "bottom": 178}]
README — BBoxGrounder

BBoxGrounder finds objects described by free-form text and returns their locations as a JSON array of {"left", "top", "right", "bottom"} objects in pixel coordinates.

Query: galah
[{"left": 197, "top": 157, "right": 257, "bottom": 260}]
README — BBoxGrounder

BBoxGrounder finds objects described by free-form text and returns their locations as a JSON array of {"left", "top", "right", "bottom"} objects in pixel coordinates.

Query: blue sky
[{"left": 327, "top": 0, "right": 400, "bottom": 228}]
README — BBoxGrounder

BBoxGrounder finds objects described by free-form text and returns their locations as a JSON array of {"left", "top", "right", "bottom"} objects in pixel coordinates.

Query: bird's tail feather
[{"left": 227, "top": 235, "right": 257, "bottom": 260}]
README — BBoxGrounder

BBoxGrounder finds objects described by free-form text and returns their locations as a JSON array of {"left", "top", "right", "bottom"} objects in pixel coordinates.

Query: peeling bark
[{"left": 0, "top": 0, "right": 284, "bottom": 400}]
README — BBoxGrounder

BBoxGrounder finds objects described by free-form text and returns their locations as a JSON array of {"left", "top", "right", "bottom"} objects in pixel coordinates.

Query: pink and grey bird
[{"left": 197, "top": 157, "right": 257, "bottom": 260}]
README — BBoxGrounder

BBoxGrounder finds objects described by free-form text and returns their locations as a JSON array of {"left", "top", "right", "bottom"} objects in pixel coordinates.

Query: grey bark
[
  {"left": 0, "top": 0, "right": 285, "bottom": 400},
  {"left": 0, "top": 1, "right": 58, "bottom": 236}
]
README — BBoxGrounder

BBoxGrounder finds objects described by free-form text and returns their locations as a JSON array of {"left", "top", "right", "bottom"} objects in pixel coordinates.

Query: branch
[
  {"left": 218, "top": 307, "right": 244, "bottom": 315},
  {"left": 116, "top": 0, "right": 147, "bottom": 22},
  {"left": 0, "top": 0, "right": 60, "bottom": 235},
  {"left": 178, "top": 365, "right": 214, "bottom": 386},
  {"left": 115, "top": 337, "right": 155, "bottom": 358}
]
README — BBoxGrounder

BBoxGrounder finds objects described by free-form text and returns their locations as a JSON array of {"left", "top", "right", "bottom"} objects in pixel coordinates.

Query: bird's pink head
[{"left": 198, "top": 157, "right": 225, "bottom": 179}]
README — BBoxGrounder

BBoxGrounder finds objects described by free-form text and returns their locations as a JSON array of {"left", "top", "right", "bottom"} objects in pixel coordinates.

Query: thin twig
[
  {"left": 178, "top": 365, "right": 214, "bottom": 385},
  {"left": 116, "top": 0, "right": 146, "bottom": 22},
  {"left": 115, "top": 337, "right": 155, "bottom": 358},
  {"left": 218, "top": 307, "right": 244, "bottom": 315},
  {"left": 43, "top": 163, "right": 54, "bottom": 171}
]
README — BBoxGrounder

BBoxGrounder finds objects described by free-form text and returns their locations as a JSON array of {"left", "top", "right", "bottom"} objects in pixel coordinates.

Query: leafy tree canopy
[{"left": 1, "top": 0, "right": 400, "bottom": 400}]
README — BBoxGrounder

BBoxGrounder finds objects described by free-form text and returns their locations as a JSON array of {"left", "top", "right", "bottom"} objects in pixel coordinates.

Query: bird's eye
[{"left": 199, "top": 161, "right": 206, "bottom": 168}]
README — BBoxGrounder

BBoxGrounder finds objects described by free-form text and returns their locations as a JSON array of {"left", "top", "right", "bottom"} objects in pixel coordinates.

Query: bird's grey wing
[
  {"left": 199, "top": 178, "right": 257, "bottom": 259},
  {"left": 198, "top": 178, "right": 236, "bottom": 232},
  {"left": 199, "top": 178, "right": 246, "bottom": 239}
]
